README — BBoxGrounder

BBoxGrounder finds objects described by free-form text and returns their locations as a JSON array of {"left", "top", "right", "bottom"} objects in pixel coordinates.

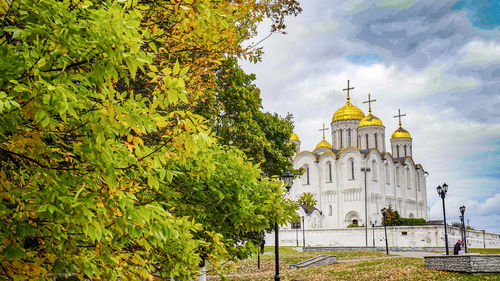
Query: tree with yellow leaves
[{"left": 0, "top": 0, "right": 300, "bottom": 279}]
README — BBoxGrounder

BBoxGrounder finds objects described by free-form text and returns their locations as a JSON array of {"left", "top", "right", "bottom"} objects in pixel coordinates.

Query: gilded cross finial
[
  {"left": 342, "top": 80, "right": 355, "bottom": 101},
  {"left": 363, "top": 93, "right": 376, "bottom": 114},
  {"left": 393, "top": 109, "right": 406, "bottom": 127},
  {"left": 319, "top": 123, "right": 329, "bottom": 139}
]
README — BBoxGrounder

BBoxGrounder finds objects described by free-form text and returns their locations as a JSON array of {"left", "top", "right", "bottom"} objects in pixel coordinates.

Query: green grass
[
  {"left": 468, "top": 248, "right": 500, "bottom": 254},
  {"left": 208, "top": 247, "right": 500, "bottom": 280}
]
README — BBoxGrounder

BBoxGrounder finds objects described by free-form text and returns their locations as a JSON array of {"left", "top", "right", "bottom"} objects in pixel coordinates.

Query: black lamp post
[
  {"left": 361, "top": 166, "right": 371, "bottom": 247},
  {"left": 437, "top": 183, "right": 449, "bottom": 255},
  {"left": 274, "top": 171, "right": 293, "bottom": 281},
  {"left": 482, "top": 230, "right": 486, "bottom": 249},
  {"left": 372, "top": 221, "right": 376, "bottom": 247},
  {"left": 459, "top": 205, "right": 467, "bottom": 253},
  {"left": 381, "top": 208, "right": 389, "bottom": 255},
  {"left": 301, "top": 216, "right": 305, "bottom": 247}
]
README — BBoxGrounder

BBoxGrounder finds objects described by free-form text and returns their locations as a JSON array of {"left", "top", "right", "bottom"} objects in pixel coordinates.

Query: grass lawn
[
  {"left": 208, "top": 247, "right": 500, "bottom": 280},
  {"left": 468, "top": 248, "right": 500, "bottom": 254}
]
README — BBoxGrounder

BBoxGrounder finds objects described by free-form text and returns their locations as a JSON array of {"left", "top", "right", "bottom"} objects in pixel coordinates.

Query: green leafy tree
[
  {"left": 0, "top": 0, "right": 301, "bottom": 280},
  {"left": 194, "top": 57, "right": 297, "bottom": 176},
  {"left": 297, "top": 192, "right": 317, "bottom": 213}
]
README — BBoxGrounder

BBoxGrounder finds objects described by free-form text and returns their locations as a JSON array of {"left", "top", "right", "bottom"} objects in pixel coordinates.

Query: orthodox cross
[
  {"left": 363, "top": 93, "right": 376, "bottom": 114},
  {"left": 319, "top": 123, "right": 329, "bottom": 138},
  {"left": 342, "top": 80, "right": 355, "bottom": 101},
  {"left": 393, "top": 109, "right": 406, "bottom": 127}
]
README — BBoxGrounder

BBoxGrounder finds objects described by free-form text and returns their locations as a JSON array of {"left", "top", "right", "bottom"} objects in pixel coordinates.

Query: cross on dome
[
  {"left": 342, "top": 80, "right": 355, "bottom": 101},
  {"left": 393, "top": 109, "right": 406, "bottom": 127},
  {"left": 319, "top": 123, "right": 329, "bottom": 138},
  {"left": 363, "top": 93, "right": 376, "bottom": 113}
]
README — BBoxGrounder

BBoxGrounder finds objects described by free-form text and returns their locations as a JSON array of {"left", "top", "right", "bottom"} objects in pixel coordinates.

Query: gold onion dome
[
  {"left": 315, "top": 136, "right": 332, "bottom": 150},
  {"left": 332, "top": 99, "right": 365, "bottom": 122},
  {"left": 358, "top": 112, "right": 384, "bottom": 127},
  {"left": 291, "top": 132, "right": 300, "bottom": 141},
  {"left": 391, "top": 126, "right": 412, "bottom": 139}
]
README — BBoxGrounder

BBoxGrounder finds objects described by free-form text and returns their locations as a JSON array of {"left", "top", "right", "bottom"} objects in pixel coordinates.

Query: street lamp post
[
  {"left": 437, "top": 183, "right": 449, "bottom": 255},
  {"left": 482, "top": 230, "right": 486, "bottom": 249},
  {"left": 295, "top": 222, "right": 299, "bottom": 247},
  {"left": 274, "top": 171, "right": 293, "bottom": 281},
  {"left": 372, "top": 221, "right": 376, "bottom": 247},
  {"left": 381, "top": 208, "right": 389, "bottom": 255},
  {"left": 301, "top": 216, "right": 305, "bottom": 247},
  {"left": 361, "top": 166, "right": 371, "bottom": 247},
  {"left": 459, "top": 205, "right": 467, "bottom": 253}
]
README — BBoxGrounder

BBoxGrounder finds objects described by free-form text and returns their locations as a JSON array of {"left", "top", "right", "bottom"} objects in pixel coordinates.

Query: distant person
[{"left": 453, "top": 240, "right": 462, "bottom": 255}]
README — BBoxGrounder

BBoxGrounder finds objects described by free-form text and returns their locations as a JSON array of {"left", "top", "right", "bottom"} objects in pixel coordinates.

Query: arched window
[
  {"left": 348, "top": 129, "right": 352, "bottom": 146},
  {"left": 385, "top": 164, "right": 390, "bottom": 184},
  {"left": 348, "top": 158, "right": 355, "bottom": 179},
  {"left": 396, "top": 166, "right": 401, "bottom": 186},
  {"left": 329, "top": 162, "right": 332, "bottom": 182},
  {"left": 374, "top": 133, "right": 378, "bottom": 150},
  {"left": 372, "top": 160, "right": 377, "bottom": 181},
  {"left": 303, "top": 164, "right": 310, "bottom": 185},
  {"left": 396, "top": 145, "right": 400, "bottom": 158},
  {"left": 365, "top": 134, "right": 369, "bottom": 149},
  {"left": 325, "top": 161, "right": 333, "bottom": 182},
  {"left": 404, "top": 145, "right": 407, "bottom": 157},
  {"left": 406, "top": 169, "right": 411, "bottom": 189},
  {"left": 340, "top": 129, "right": 343, "bottom": 147},
  {"left": 306, "top": 166, "right": 309, "bottom": 184},
  {"left": 329, "top": 205, "right": 332, "bottom": 216}
]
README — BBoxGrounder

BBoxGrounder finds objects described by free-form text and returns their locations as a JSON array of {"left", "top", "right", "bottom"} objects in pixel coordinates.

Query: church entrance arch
[{"left": 345, "top": 211, "right": 361, "bottom": 227}]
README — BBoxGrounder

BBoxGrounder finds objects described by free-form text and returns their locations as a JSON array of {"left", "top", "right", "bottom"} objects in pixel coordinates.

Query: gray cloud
[{"left": 241, "top": 0, "right": 500, "bottom": 232}]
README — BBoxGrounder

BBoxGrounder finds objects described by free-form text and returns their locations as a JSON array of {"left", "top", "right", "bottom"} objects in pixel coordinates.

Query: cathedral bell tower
[
  {"left": 390, "top": 109, "right": 412, "bottom": 158},
  {"left": 357, "top": 94, "right": 386, "bottom": 153},
  {"left": 331, "top": 80, "right": 365, "bottom": 150}
]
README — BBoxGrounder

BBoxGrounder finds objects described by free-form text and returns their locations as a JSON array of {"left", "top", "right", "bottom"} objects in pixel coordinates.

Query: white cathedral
[{"left": 287, "top": 81, "right": 428, "bottom": 230}]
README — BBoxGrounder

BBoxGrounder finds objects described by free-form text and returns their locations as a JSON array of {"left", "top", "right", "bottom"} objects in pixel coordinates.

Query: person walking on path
[{"left": 453, "top": 240, "right": 463, "bottom": 255}]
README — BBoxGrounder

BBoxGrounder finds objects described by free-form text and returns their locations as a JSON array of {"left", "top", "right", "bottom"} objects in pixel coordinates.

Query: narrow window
[
  {"left": 329, "top": 205, "right": 332, "bottom": 216},
  {"left": 340, "top": 129, "right": 343, "bottom": 147},
  {"left": 404, "top": 145, "right": 407, "bottom": 157},
  {"left": 385, "top": 164, "right": 390, "bottom": 184},
  {"left": 351, "top": 160, "right": 355, "bottom": 179},
  {"left": 397, "top": 145, "right": 400, "bottom": 158},
  {"left": 307, "top": 167, "right": 310, "bottom": 185},
  {"left": 348, "top": 129, "right": 352, "bottom": 146},
  {"left": 329, "top": 163, "right": 332, "bottom": 182},
  {"left": 365, "top": 134, "right": 369, "bottom": 149},
  {"left": 407, "top": 170, "right": 411, "bottom": 189},
  {"left": 374, "top": 133, "right": 378, "bottom": 150}
]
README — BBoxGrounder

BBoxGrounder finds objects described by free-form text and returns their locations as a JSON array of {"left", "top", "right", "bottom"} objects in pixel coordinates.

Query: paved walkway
[
  {"left": 336, "top": 251, "right": 441, "bottom": 263},
  {"left": 393, "top": 251, "right": 442, "bottom": 258}
]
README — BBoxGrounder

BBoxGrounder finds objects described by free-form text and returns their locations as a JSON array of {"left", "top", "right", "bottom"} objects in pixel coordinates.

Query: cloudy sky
[{"left": 241, "top": 0, "right": 500, "bottom": 233}]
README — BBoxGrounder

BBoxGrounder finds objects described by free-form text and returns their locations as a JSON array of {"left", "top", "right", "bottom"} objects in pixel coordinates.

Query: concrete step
[{"left": 289, "top": 255, "right": 337, "bottom": 269}]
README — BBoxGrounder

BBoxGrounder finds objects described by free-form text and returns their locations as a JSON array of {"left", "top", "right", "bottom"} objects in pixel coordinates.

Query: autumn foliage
[{"left": 0, "top": 0, "right": 300, "bottom": 279}]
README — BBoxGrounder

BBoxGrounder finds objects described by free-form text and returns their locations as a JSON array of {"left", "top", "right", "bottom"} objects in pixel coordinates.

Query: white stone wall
[{"left": 266, "top": 225, "right": 500, "bottom": 249}]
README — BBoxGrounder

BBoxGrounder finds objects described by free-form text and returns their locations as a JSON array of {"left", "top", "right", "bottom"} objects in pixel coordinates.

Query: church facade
[{"left": 287, "top": 81, "right": 428, "bottom": 230}]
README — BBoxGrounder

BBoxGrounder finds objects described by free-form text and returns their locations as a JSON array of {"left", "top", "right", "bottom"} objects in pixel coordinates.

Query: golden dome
[
  {"left": 332, "top": 100, "right": 365, "bottom": 122},
  {"left": 358, "top": 113, "right": 384, "bottom": 127},
  {"left": 391, "top": 126, "right": 412, "bottom": 139},
  {"left": 314, "top": 136, "right": 332, "bottom": 150},
  {"left": 291, "top": 132, "right": 300, "bottom": 141}
]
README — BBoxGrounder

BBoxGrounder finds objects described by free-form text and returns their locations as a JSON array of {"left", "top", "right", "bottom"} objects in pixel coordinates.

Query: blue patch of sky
[
  {"left": 452, "top": 0, "right": 500, "bottom": 30},
  {"left": 450, "top": 139, "right": 500, "bottom": 179},
  {"left": 344, "top": 53, "right": 382, "bottom": 66}
]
